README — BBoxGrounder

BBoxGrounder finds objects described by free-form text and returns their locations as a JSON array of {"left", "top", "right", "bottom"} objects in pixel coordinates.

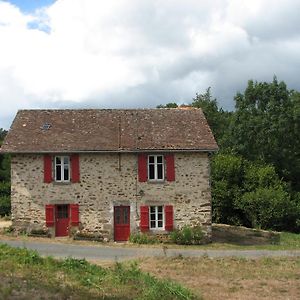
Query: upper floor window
[
  {"left": 55, "top": 156, "right": 70, "bottom": 182},
  {"left": 148, "top": 155, "right": 164, "bottom": 181}
]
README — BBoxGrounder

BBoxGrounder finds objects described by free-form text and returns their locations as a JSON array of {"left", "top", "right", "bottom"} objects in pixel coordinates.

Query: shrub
[
  {"left": 237, "top": 187, "right": 300, "bottom": 231},
  {"left": 129, "top": 233, "right": 159, "bottom": 244},
  {"left": 0, "top": 181, "right": 10, "bottom": 217},
  {"left": 170, "top": 225, "right": 204, "bottom": 245},
  {"left": 0, "top": 195, "right": 11, "bottom": 216}
]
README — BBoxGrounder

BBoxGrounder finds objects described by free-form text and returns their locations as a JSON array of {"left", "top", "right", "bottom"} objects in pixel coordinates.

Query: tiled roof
[{"left": 1, "top": 109, "right": 218, "bottom": 153}]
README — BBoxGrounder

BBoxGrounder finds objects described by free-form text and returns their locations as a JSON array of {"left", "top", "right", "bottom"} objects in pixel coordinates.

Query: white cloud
[{"left": 0, "top": 0, "right": 300, "bottom": 128}]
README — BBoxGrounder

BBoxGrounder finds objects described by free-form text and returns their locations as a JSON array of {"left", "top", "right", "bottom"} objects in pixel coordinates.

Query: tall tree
[
  {"left": 228, "top": 77, "right": 300, "bottom": 190},
  {"left": 0, "top": 129, "right": 10, "bottom": 182},
  {"left": 0, "top": 128, "right": 7, "bottom": 143},
  {"left": 191, "top": 88, "right": 232, "bottom": 145}
]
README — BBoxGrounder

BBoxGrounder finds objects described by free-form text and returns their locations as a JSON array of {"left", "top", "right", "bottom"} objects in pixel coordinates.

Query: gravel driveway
[{"left": 1, "top": 239, "right": 300, "bottom": 261}]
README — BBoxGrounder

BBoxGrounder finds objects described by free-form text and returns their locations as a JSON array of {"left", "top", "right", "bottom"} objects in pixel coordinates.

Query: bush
[
  {"left": 129, "top": 233, "right": 159, "bottom": 244},
  {"left": 0, "top": 195, "right": 11, "bottom": 216},
  {"left": 170, "top": 225, "right": 204, "bottom": 245},
  {"left": 237, "top": 187, "right": 300, "bottom": 231}
]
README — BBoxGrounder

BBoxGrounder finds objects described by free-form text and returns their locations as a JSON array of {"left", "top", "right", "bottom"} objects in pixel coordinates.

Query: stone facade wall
[{"left": 11, "top": 152, "right": 212, "bottom": 240}]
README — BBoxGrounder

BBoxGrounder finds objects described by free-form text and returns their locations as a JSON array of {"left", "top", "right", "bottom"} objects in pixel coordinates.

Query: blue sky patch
[{"left": 4, "top": 0, "right": 56, "bottom": 13}]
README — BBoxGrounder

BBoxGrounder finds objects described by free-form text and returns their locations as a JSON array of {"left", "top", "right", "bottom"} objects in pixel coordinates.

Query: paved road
[{"left": 1, "top": 239, "right": 300, "bottom": 261}]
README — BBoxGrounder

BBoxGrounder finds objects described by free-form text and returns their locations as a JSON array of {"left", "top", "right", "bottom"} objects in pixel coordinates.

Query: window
[
  {"left": 55, "top": 156, "right": 70, "bottom": 182},
  {"left": 56, "top": 204, "right": 69, "bottom": 219},
  {"left": 148, "top": 155, "right": 164, "bottom": 180},
  {"left": 150, "top": 206, "right": 164, "bottom": 229}
]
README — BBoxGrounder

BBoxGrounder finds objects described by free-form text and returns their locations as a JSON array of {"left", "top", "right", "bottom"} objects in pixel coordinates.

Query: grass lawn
[
  {"left": 0, "top": 243, "right": 196, "bottom": 300},
  {"left": 138, "top": 256, "right": 300, "bottom": 300}
]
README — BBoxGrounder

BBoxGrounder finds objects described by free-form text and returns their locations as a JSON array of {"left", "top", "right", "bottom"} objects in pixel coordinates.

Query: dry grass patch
[{"left": 139, "top": 256, "right": 300, "bottom": 300}]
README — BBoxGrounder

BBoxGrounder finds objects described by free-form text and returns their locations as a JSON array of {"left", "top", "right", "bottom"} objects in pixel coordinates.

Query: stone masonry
[{"left": 11, "top": 152, "right": 212, "bottom": 240}]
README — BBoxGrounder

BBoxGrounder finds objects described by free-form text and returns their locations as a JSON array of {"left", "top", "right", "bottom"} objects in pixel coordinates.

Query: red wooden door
[
  {"left": 55, "top": 204, "right": 70, "bottom": 237},
  {"left": 114, "top": 206, "right": 130, "bottom": 241}
]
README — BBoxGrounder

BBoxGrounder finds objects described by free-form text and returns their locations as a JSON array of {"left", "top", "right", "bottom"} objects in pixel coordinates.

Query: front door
[
  {"left": 114, "top": 206, "right": 130, "bottom": 241},
  {"left": 55, "top": 204, "right": 70, "bottom": 237}
]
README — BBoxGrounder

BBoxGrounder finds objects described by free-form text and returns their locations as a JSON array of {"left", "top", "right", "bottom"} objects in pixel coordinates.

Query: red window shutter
[
  {"left": 71, "top": 154, "right": 80, "bottom": 183},
  {"left": 165, "top": 154, "right": 175, "bottom": 181},
  {"left": 140, "top": 205, "right": 149, "bottom": 232},
  {"left": 44, "top": 155, "right": 52, "bottom": 183},
  {"left": 70, "top": 204, "right": 79, "bottom": 226},
  {"left": 165, "top": 205, "right": 174, "bottom": 231},
  {"left": 138, "top": 154, "right": 147, "bottom": 182},
  {"left": 45, "top": 204, "right": 55, "bottom": 227}
]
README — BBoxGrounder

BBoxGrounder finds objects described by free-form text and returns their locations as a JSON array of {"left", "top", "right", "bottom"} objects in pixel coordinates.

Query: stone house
[{"left": 1, "top": 108, "right": 218, "bottom": 241}]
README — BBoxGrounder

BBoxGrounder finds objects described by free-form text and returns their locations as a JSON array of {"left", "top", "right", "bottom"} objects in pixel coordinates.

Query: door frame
[
  {"left": 114, "top": 205, "right": 130, "bottom": 241},
  {"left": 55, "top": 204, "right": 70, "bottom": 237}
]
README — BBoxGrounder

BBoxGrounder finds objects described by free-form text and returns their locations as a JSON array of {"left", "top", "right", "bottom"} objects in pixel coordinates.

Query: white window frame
[
  {"left": 54, "top": 156, "right": 70, "bottom": 182},
  {"left": 149, "top": 206, "right": 164, "bottom": 230},
  {"left": 148, "top": 155, "right": 164, "bottom": 181}
]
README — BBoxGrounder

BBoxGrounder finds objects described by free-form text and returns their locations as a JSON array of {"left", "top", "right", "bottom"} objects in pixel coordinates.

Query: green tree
[
  {"left": 0, "top": 128, "right": 7, "bottom": 142},
  {"left": 0, "top": 129, "right": 10, "bottom": 182},
  {"left": 156, "top": 102, "right": 178, "bottom": 108},
  {"left": 228, "top": 77, "right": 300, "bottom": 190},
  {"left": 211, "top": 153, "right": 245, "bottom": 225},
  {"left": 191, "top": 88, "right": 232, "bottom": 145}
]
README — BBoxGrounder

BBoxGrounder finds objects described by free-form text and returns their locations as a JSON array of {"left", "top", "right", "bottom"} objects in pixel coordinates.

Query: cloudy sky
[{"left": 0, "top": 0, "right": 300, "bottom": 129}]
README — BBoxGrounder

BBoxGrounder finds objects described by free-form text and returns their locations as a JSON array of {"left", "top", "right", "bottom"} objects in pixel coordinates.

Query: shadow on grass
[{"left": 212, "top": 224, "right": 280, "bottom": 246}]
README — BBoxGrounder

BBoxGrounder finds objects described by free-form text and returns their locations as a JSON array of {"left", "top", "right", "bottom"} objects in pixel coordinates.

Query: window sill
[
  {"left": 149, "top": 229, "right": 168, "bottom": 234},
  {"left": 147, "top": 180, "right": 165, "bottom": 184},
  {"left": 52, "top": 181, "right": 72, "bottom": 185}
]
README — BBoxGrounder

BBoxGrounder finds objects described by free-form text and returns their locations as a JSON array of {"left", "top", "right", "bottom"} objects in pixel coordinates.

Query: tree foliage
[
  {"left": 228, "top": 77, "right": 300, "bottom": 190},
  {"left": 157, "top": 78, "right": 300, "bottom": 232},
  {"left": 0, "top": 129, "right": 10, "bottom": 216}
]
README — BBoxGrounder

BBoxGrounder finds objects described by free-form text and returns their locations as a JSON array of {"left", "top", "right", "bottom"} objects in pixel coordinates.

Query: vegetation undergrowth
[
  {"left": 0, "top": 243, "right": 196, "bottom": 299},
  {"left": 129, "top": 233, "right": 161, "bottom": 244},
  {"left": 170, "top": 226, "right": 204, "bottom": 245}
]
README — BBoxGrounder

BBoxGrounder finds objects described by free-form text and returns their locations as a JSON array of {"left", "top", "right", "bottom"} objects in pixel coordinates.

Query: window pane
[
  {"left": 149, "top": 156, "right": 154, "bottom": 164},
  {"left": 64, "top": 165, "right": 69, "bottom": 181},
  {"left": 115, "top": 208, "right": 120, "bottom": 224},
  {"left": 56, "top": 157, "right": 61, "bottom": 165},
  {"left": 150, "top": 206, "right": 156, "bottom": 213},
  {"left": 157, "top": 164, "right": 163, "bottom": 179},
  {"left": 157, "top": 213, "right": 163, "bottom": 221},
  {"left": 149, "top": 165, "right": 155, "bottom": 179},
  {"left": 56, "top": 166, "right": 61, "bottom": 180},
  {"left": 158, "top": 220, "right": 163, "bottom": 228},
  {"left": 157, "top": 156, "right": 163, "bottom": 163},
  {"left": 64, "top": 157, "right": 69, "bottom": 165},
  {"left": 158, "top": 206, "right": 163, "bottom": 213},
  {"left": 123, "top": 208, "right": 129, "bottom": 224},
  {"left": 57, "top": 205, "right": 68, "bottom": 219},
  {"left": 150, "top": 214, "right": 156, "bottom": 221},
  {"left": 150, "top": 221, "right": 156, "bottom": 228}
]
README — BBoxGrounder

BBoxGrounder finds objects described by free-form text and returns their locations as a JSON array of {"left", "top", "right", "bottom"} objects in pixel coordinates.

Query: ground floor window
[{"left": 150, "top": 206, "right": 164, "bottom": 229}]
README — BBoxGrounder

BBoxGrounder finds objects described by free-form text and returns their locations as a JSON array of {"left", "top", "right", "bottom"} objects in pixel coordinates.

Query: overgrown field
[
  {"left": 139, "top": 256, "right": 300, "bottom": 300},
  {"left": 0, "top": 244, "right": 196, "bottom": 300}
]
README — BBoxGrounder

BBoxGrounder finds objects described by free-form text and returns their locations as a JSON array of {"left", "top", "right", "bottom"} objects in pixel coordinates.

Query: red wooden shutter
[
  {"left": 165, "top": 154, "right": 175, "bottom": 181},
  {"left": 45, "top": 204, "right": 55, "bottom": 227},
  {"left": 165, "top": 205, "right": 174, "bottom": 231},
  {"left": 71, "top": 154, "right": 80, "bottom": 183},
  {"left": 138, "top": 154, "right": 148, "bottom": 182},
  {"left": 140, "top": 205, "right": 149, "bottom": 232},
  {"left": 44, "top": 155, "right": 52, "bottom": 183},
  {"left": 70, "top": 204, "right": 79, "bottom": 226}
]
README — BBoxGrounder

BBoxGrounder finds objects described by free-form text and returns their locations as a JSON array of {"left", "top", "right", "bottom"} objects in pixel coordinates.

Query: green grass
[{"left": 0, "top": 244, "right": 197, "bottom": 300}]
